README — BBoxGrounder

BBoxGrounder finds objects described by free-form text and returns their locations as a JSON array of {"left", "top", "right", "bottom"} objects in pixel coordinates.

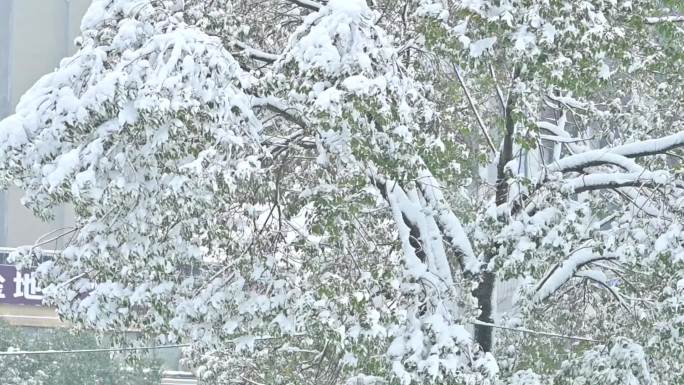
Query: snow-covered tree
[{"left": 0, "top": 0, "right": 682, "bottom": 384}]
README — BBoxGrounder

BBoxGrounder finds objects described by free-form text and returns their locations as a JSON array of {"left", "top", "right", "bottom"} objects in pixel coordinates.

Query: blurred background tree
[{"left": 0, "top": 321, "right": 162, "bottom": 385}]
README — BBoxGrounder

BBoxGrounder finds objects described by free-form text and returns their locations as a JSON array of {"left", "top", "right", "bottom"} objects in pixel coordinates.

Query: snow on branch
[
  {"left": 549, "top": 152, "right": 644, "bottom": 173},
  {"left": 536, "top": 116, "right": 588, "bottom": 154},
  {"left": 549, "top": 131, "right": 684, "bottom": 174},
  {"left": 416, "top": 169, "right": 480, "bottom": 276},
  {"left": 370, "top": 172, "right": 454, "bottom": 286},
  {"left": 610, "top": 131, "right": 684, "bottom": 158},
  {"left": 534, "top": 248, "right": 616, "bottom": 303},
  {"left": 539, "top": 134, "right": 590, "bottom": 144},
  {"left": 232, "top": 41, "right": 279, "bottom": 63},
  {"left": 564, "top": 170, "right": 672, "bottom": 193},
  {"left": 252, "top": 97, "right": 308, "bottom": 129},
  {"left": 284, "top": 0, "right": 324, "bottom": 11},
  {"left": 542, "top": 131, "right": 684, "bottom": 196},
  {"left": 546, "top": 93, "right": 588, "bottom": 109},
  {"left": 645, "top": 15, "right": 684, "bottom": 24},
  {"left": 253, "top": 96, "right": 464, "bottom": 286}
]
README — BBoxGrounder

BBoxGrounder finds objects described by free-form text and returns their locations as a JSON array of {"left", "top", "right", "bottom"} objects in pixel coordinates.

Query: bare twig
[
  {"left": 489, "top": 64, "right": 506, "bottom": 113},
  {"left": 453, "top": 65, "right": 497, "bottom": 153}
]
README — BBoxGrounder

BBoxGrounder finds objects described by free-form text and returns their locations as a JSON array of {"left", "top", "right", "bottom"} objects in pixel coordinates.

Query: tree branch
[
  {"left": 575, "top": 272, "right": 631, "bottom": 314},
  {"left": 453, "top": 64, "right": 497, "bottom": 153},
  {"left": 489, "top": 64, "right": 506, "bottom": 114},
  {"left": 549, "top": 152, "right": 643, "bottom": 173},
  {"left": 534, "top": 248, "right": 617, "bottom": 303},
  {"left": 645, "top": 15, "right": 684, "bottom": 24},
  {"left": 252, "top": 97, "right": 308, "bottom": 129},
  {"left": 284, "top": 0, "right": 324, "bottom": 11},
  {"left": 495, "top": 81, "right": 518, "bottom": 205},
  {"left": 232, "top": 41, "right": 279, "bottom": 63},
  {"left": 416, "top": 168, "right": 480, "bottom": 277},
  {"left": 565, "top": 170, "right": 672, "bottom": 193},
  {"left": 610, "top": 131, "right": 684, "bottom": 158}
]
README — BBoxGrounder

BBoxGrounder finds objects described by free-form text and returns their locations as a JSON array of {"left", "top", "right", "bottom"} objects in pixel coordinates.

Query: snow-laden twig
[
  {"left": 252, "top": 96, "right": 308, "bottom": 129},
  {"left": 549, "top": 151, "right": 644, "bottom": 173},
  {"left": 373, "top": 172, "right": 454, "bottom": 286},
  {"left": 534, "top": 248, "right": 616, "bottom": 303},
  {"left": 545, "top": 131, "right": 684, "bottom": 175},
  {"left": 565, "top": 170, "right": 671, "bottom": 193},
  {"left": 285, "top": 0, "right": 324, "bottom": 11},
  {"left": 645, "top": 15, "right": 684, "bottom": 24},
  {"left": 232, "top": 40, "right": 279, "bottom": 63},
  {"left": 539, "top": 134, "right": 592, "bottom": 144},
  {"left": 610, "top": 131, "right": 684, "bottom": 158},
  {"left": 416, "top": 168, "right": 480, "bottom": 276},
  {"left": 536, "top": 118, "right": 588, "bottom": 154}
]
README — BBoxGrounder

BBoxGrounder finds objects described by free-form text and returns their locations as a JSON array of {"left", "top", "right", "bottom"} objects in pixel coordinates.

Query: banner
[{"left": 0, "top": 264, "right": 44, "bottom": 306}]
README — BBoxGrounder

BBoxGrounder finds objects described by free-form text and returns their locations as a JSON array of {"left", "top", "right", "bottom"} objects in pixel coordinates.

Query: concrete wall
[{"left": 0, "top": 303, "right": 64, "bottom": 328}]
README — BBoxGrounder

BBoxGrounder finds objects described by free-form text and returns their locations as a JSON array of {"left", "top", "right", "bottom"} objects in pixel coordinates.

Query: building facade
[{"left": 0, "top": 0, "right": 88, "bottom": 327}]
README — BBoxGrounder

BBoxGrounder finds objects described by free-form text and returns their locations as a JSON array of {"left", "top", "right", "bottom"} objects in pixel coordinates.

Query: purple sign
[{"left": 0, "top": 264, "right": 44, "bottom": 306}]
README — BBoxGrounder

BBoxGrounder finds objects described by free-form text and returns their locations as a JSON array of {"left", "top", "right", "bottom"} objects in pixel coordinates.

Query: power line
[
  {"left": 0, "top": 320, "right": 601, "bottom": 357},
  {"left": 0, "top": 343, "right": 190, "bottom": 356},
  {"left": 0, "top": 314, "right": 60, "bottom": 320},
  {"left": 470, "top": 320, "right": 602, "bottom": 343}
]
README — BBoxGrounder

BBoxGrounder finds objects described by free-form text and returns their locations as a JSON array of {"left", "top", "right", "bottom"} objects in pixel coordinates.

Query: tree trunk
[
  {"left": 472, "top": 270, "right": 496, "bottom": 352},
  {"left": 472, "top": 73, "right": 518, "bottom": 352}
]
